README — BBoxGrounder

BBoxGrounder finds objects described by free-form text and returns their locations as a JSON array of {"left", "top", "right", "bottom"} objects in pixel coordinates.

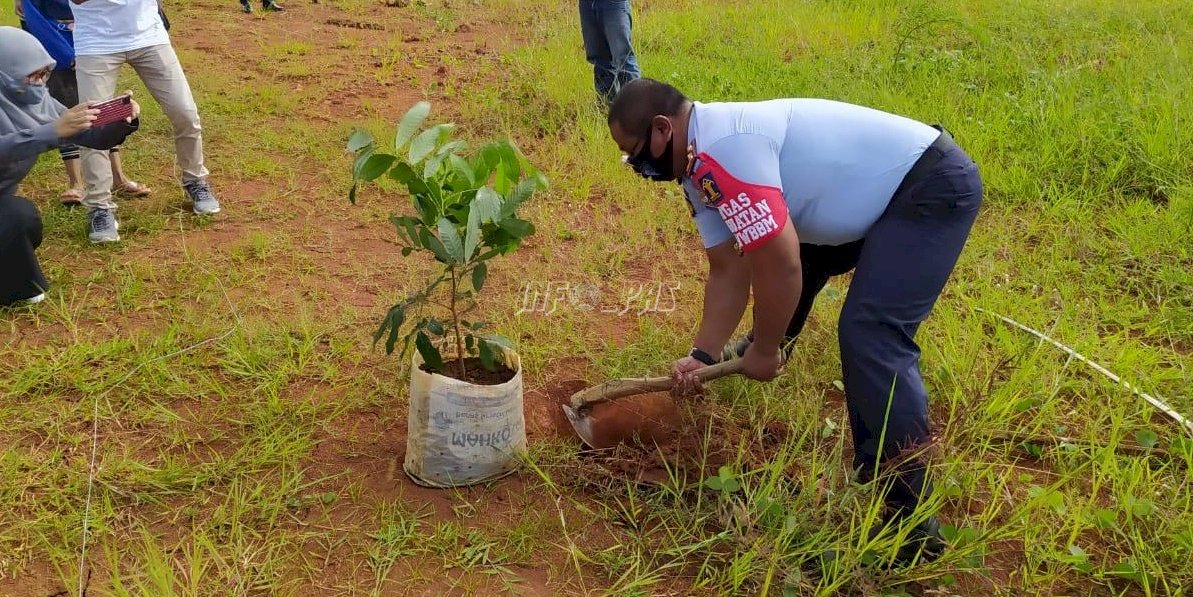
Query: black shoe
[
  {"left": 721, "top": 333, "right": 794, "bottom": 362},
  {"left": 240, "top": 0, "right": 252, "bottom": 12},
  {"left": 878, "top": 515, "right": 948, "bottom": 568},
  {"left": 262, "top": 0, "right": 284, "bottom": 10}
]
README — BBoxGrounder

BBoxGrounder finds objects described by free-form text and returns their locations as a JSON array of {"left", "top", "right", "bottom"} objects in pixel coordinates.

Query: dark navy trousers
[{"left": 786, "top": 131, "right": 983, "bottom": 514}]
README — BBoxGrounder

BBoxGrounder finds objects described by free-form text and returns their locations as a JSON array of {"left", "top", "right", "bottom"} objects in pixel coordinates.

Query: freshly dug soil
[
  {"left": 420, "top": 357, "right": 517, "bottom": 385},
  {"left": 579, "top": 391, "right": 792, "bottom": 487}
]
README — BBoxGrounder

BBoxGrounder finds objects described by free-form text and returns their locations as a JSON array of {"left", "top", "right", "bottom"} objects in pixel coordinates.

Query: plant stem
[{"left": 450, "top": 266, "right": 467, "bottom": 380}]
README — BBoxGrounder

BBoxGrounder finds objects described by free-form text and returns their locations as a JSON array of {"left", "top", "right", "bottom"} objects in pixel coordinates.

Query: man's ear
[{"left": 652, "top": 114, "right": 673, "bottom": 138}]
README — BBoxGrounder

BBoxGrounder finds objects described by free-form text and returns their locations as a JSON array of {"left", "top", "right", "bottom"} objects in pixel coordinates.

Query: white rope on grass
[
  {"left": 76, "top": 330, "right": 234, "bottom": 595},
  {"left": 77, "top": 213, "right": 243, "bottom": 596},
  {"left": 976, "top": 307, "right": 1193, "bottom": 435}
]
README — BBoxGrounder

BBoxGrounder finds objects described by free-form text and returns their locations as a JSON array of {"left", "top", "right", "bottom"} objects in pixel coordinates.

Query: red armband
[{"left": 691, "top": 153, "right": 788, "bottom": 252}]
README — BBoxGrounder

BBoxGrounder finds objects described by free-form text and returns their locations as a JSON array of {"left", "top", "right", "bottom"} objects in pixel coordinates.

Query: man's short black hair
[{"left": 607, "top": 77, "right": 690, "bottom": 135}]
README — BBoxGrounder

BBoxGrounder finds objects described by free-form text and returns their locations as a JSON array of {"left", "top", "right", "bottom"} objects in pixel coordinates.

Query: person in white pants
[{"left": 69, "top": 0, "right": 220, "bottom": 243}]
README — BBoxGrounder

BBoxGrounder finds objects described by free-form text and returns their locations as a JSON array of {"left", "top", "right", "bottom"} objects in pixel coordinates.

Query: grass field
[{"left": 2, "top": 0, "right": 1191, "bottom": 595}]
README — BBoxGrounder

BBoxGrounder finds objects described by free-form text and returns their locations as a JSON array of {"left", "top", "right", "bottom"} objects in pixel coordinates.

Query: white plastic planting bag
[{"left": 404, "top": 350, "right": 526, "bottom": 487}]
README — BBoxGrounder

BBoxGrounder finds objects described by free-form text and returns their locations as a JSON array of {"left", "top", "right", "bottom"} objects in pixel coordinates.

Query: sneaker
[
  {"left": 721, "top": 333, "right": 754, "bottom": 361},
  {"left": 240, "top": 0, "right": 252, "bottom": 12},
  {"left": 184, "top": 180, "right": 221, "bottom": 215},
  {"left": 19, "top": 293, "right": 46, "bottom": 305},
  {"left": 721, "top": 333, "right": 795, "bottom": 362},
  {"left": 262, "top": 0, "right": 284, "bottom": 10},
  {"left": 88, "top": 208, "right": 120, "bottom": 243}
]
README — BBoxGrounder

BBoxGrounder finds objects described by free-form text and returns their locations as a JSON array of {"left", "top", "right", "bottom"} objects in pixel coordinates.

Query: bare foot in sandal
[
  {"left": 60, "top": 187, "right": 84, "bottom": 207},
  {"left": 113, "top": 180, "right": 153, "bottom": 198}
]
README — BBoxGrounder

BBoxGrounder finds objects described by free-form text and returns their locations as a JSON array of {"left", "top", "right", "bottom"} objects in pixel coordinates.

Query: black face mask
[{"left": 627, "top": 121, "right": 676, "bottom": 182}]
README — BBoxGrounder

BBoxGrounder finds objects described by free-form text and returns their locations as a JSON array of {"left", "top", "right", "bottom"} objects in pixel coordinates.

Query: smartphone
[{"left": 91, "top": 94, "right": 133, "bottom": 127}]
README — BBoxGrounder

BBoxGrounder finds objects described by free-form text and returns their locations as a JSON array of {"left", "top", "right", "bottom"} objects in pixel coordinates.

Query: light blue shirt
[{"left": 682, "top": 99, "right": 940, "bottom": 247}]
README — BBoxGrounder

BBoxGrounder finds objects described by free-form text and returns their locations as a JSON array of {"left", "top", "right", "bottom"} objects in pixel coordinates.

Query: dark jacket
[{"left": 0, "top": 118, "right": 138, "bottom": 197}]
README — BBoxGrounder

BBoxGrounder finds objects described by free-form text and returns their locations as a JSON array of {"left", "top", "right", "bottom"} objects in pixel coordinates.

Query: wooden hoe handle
[{"left": 568, "top": 358, "right": 745, "bottom": 412}]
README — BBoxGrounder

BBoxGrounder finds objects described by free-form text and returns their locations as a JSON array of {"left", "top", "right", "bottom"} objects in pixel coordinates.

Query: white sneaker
[{"left": 20, "top": 293, "right": 45, "bottom": 305}]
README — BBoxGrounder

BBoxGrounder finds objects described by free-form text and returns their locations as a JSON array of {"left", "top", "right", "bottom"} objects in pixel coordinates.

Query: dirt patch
[
  {"left": 577, "top": 393, "right": 794, "bottom": 488},
  {"left": 419, "top": 357, "right": 517, "bottom": 385},
  {"left": 0, "top": 559, "right": 67, "bottom": 597},
  {"left": 524, "top": 356, "right": 593, "bottom": 439}
]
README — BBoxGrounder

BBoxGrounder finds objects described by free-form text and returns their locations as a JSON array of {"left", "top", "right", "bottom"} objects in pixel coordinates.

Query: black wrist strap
[{"left": 689, "top": 347, "right": 719, "bottom": 366}]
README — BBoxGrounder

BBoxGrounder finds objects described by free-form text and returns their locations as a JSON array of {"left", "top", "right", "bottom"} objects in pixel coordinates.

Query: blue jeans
[
  {"left": 776, "top": 130, "right": 982, "bottom": 515},
  {"left": 578, "top": 0, "right": 641, "bottom": 106},
  {"left": 840, "top": 131, "right": 982, "bottom": 515}
]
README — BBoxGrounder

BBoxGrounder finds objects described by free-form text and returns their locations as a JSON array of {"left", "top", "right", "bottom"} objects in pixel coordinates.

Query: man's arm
[
  {"left": 692, "top": 240, "right": 751, "bottom": 355},
  {"left": 741, "top": 218, "right": 801, "bottom": 379},
  {"left": 689, "top": 134, "right": 799, "bottom": 379}
]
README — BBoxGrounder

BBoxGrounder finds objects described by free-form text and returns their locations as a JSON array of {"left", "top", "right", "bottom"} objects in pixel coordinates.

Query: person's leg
[
  {"left": 578, "top": 0, "right": 615, "bottom": 105},
  {"left": 723, "top": 240, "right": 864, "bottom": 360},
  {"left": 127, "top": 44, "right": 208, "bottom": 185},
  {"left": 127, "top": 44, "right": 219, "bottom": 214},
  {"left": 109, "top": 148, "right": 153, "bottom": 197},
  {"left": 109, "top": 148, "right": 126, "bottom": 186},
  {"left": 75, "top": 53, "right": 124, "bottom": 242},
  {"left": 48, "top": 69, "right": 84, "bottom": 204},
  {"left": 0, "top": 195, "right": 49, "bottom": 305},
  {"left": 601, "top": 0, "right": 641, "bottom": 103},
  {"left": 837, "top": 143, "right": 982, "bottom": 520},
  {"left": 785, "top": 240, "right": 864, "bottom": 341}
]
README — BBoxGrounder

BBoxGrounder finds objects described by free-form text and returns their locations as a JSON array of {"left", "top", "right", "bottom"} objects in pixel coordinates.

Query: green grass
[{"left": 2, "top": 0, "right": 1191, "bottom": 595}]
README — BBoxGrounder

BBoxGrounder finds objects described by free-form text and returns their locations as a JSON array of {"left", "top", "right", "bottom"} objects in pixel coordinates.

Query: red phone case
[{"left": 92, "top": 95, "right": 133, "bottom": 127}]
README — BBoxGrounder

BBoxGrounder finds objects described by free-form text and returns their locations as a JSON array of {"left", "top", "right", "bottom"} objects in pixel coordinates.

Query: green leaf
[
  {"left": 481, "top": 333, "right": 512, "bottom": 349},
  {"left": 435, "top": 140, "right": 467, "bottom": 158},
  {"left": 500, "top": 178, "right": 538, "bottom": 218},
  {"left": 358, "top": 153, "right": 396, "bottom": 182},
  {"left": 415, "top": 332, "right": 443, "bottom": 371},
  {"left": 478, "top": 339, "right": 496, "bottom": 371},
  {"left": 351, "top": 148, "right": 374, "bottom": 179},
  {"left": 412, "top": 195, "right": 437, "bottom": 226},
  {"left": 320, "top": 492, "right": 336, "bottom": 504},
  {"left": 409, "top": 124, "right": 454, "bottom": 163},
  {"left": 348, "top": 182, "right": 358, "bottom": 205},
  {"left": 1135, "top": 429, "right": 1159, "bottom": 449},
  {"left": 474, "top": 187, "right": 503, "bottom": 223},
  {"left": 419, "top": 228, "right": 452, "bottom": 263},
  {"left": 425, "top": 319, "right": 445, "bottom": 336},
  {"left": 1127, "top": 497, "right": 1153, "bottom": 517},
  {"left": 389, "top": 216, "right": 422, "bottom": 246},
  {"left": 499, "top": 218, "right": 534, "bottom": 238},
  {"left": 464, "top": 207, "right": 481, "bottom": 261},
  {"left": 388, "top": 162, "right": 416, "bottom": 184},
  {"left": 449, "top": 155, "right": 475, "bottom": 187},
  {"left": 437, "top": 217, "right": 464, "bottom": 263},
  {"left": 395, "top": 101, "right": 431, "bottom": 150},
  {"left": 1091, "top": 508, "right": 1118, "bottom": 529},
  {"left": 423, "top": 153, "right": 446, "bottom": 180},
  {"left": 347, "top": 129, "right": 374, "bottom": 152},
  {"left": 471, "top": 262, "right": 487, "bottom": 292},
  {"left": 382, "top": 305, "right": 405, "bottom": 354}
]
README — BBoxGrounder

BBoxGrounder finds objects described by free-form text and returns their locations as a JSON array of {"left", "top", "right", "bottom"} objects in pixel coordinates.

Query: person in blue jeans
[
  {"left": 578, "top": 0, "right": 641, "bottom": 108},
  {"left": 607, "top": 78, "right": 985, "bottom": 567}
]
